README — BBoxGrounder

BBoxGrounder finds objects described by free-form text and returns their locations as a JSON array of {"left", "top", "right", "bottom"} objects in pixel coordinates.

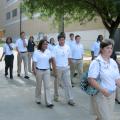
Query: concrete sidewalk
[{"left": 0, "top": 49, "right": 119, "bottom": 120}]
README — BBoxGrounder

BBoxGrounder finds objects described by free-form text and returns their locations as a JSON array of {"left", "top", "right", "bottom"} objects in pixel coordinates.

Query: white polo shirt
[
  {"left": 33, "top": 49, "right": 53, "bottom": 69},
  {"left": 88, "top": 54, "right": 120, "bottom": 91},
  {"left": 53, "top": 44, "right": 72, "bottom": 67},
  {"left": 16, "top": 38, "right": 28, "bottom": 52},
  {"left": 66, "top": 40, "right": 75, "bottom": 51},
  {"left": 48, "top": 44, "right": 56, "bottom": 53},
  {"left": 3, "top": 43, "right": 15, "bottom": 55},
  {"left": 71, "top": 42, "right": 84, "bottom": 59},
  {"left": 91, "top": 41, "right": 100, "bottom": 56}
]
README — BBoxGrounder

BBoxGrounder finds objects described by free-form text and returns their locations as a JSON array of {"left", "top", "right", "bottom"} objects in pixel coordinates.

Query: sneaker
[
  {"left": 46, "top": 104, "right": 54, "bottom": 108},
  {"left": 68, "top": 100, "right": 75, "bottom": 106},
  {"left": 24, "top": 76, "right": 29, "bottom": 79}
]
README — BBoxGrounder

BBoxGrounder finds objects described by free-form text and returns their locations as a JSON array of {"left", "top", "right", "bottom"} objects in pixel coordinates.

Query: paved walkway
[{"left": 0, "top": 48, "right": 120, "bottom": 120}]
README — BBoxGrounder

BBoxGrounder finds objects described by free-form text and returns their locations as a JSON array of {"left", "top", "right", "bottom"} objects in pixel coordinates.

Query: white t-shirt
[
  {"left": 3, "top": 43, "right": 15, "bottom": 55},
  {"left": 53, "top": 44, "right": 72, "bottom": 67},
  {"left": 71, "top": 42, "right": 84, "bottom": 59},
  {"left": 16, "top": 38, "right": 28, "bottom": 52},
  {"left": 33, "top": 49, "right": 53, "bottom": 69},
  {"left": 88, "top": 54, "right": 120, "bottom": 91},
  {"left": 91, "top": 41, "right": 100, "bottom": 56}
]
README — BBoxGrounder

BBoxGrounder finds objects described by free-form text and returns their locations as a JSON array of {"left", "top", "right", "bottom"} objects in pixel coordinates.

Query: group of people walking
[
  {"left": 0, "top": 32, "right": 35, "bottom": 79},
  {"left": 32, "top": 34, "right": 81, "bottom": 108},
  {"left": 1, "top": 31, "right": 120, "bottom": 120}
]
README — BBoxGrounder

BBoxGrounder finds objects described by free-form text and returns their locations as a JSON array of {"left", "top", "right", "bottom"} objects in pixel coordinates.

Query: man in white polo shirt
[
  {"left": 16, "top": 31, "right": 29, "bottom": 79},
  {"left": 53, "top": 34, "right": 75, "bottom": 106},
  {"left": 70, "top": 35, "right": 84, "bottom": 86},
  {"left": 66, "top": 33, "right": 75, "bottom": 49}
]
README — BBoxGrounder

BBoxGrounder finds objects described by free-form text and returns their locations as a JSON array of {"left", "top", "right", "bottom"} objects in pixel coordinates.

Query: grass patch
[
  {"left": 84, "top": 50, "right": 91, "bottom": 57},
  {"left": 0, "top": 40, "right": 5, "bottom": 47}
]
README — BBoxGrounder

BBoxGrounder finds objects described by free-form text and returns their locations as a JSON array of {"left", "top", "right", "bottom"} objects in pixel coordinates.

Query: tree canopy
[{"left": 23, "top": 0, "right": 120, "bottom": 38}]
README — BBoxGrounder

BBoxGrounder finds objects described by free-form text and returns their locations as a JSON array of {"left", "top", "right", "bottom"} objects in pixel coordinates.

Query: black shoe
[
  {"left": 72, "top": 85, "right": 75, "bottom": 87},
  {"left": 71, "top": 83, "right": 75, "bottom": 87},
  {"left": 36, "top": 102, "right": 41, "bottom": 104},
  {"left": 24, "top": 76, "right": 29, "bottom": 79},
  {"left": 46, "top": 104, "right": 54, "bottom": 108},
  {"left": 17, "top": 74, "right": 20, "bottom": 77},
  {"left": 68, "top": 100, "right": 75, "bottom": 106},
  {"left": 115, "top": 99, "right": 120, "bottom": 104},
  {"left": 73, "top": 73, "right": 77, "bottom": 77},
  {"left": 10, "top": 76, "right": 13, "bottom": 79}
]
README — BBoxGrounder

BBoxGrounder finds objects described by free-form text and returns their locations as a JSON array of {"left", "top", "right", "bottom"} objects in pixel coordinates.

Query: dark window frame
[
  {"left": 6, "top": 12, "right": 11, "bottom": 20},
  {"left": 12, "top": 8, "right": 17, "bottom": 17}
]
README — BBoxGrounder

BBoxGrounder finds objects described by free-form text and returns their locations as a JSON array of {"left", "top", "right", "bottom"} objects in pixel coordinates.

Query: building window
[
  {"left": 12, "top": 8, "right": 17, "bottom": 17},
  {"left": 6, "top": 12, "right": 11, "bottom": 20}
]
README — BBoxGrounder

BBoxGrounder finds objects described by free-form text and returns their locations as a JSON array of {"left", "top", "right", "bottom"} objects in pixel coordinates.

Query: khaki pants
[
  {"left": 91, "top": 92, "right": 115, "bottom": 120},
  {"left": 70, "top": 59, "right": 83, "bottom": 83},
  {"left": 54, "top": 67, "right": 74, "bottom": 101},
  {"left": 17, "top": 52, "right": 28, "bottom": 76},
  {"left": 28, "top": 52, "right": 33, "bottom": 72},
  {"left": 35, "top": 69, "right": 52, "bottom": 105}
]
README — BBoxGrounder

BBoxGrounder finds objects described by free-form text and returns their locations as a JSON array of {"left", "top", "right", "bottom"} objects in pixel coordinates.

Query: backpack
[{"left": 80, "top": 60, "right": 101, "bottom": 96}]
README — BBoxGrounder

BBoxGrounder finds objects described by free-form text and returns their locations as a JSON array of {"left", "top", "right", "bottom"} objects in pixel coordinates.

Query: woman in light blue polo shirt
[{"left": 88, "top": 39, "right": 120, "bottom": 120}]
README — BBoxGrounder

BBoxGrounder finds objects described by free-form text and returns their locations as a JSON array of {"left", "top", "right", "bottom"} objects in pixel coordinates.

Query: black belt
[
  {"left": 5, "top": 54, "right": 13, "bottom": 56},
  {"left": 20, "top": 51, "right": 27, "bottom": 53},
  {"left": 36, "top": 67, "right": 48, "bottom": 71}
]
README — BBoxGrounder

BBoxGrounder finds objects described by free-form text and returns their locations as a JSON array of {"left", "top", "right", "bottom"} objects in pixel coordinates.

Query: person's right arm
[
  {"left": 16, "top": 40, "right": 20, "bottom": 55},
  {"left": 0, "top": 52, "right": 5, "bottom": 61},
  {"left": 88, "top": 77, "right": 110, "bottom": 97},
  {"left": 51, "top": 57, "right": 57, "bottom": 77},
  {"left": 0, "top": 45, "right": 5, "bottom": 61}
]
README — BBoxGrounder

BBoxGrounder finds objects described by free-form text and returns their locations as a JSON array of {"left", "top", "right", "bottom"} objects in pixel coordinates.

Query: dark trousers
[{"left": 5, "top": 54, "right": 14, "bottom": 78}]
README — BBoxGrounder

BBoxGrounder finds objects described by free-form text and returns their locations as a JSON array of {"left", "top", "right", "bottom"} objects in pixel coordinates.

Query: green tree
[{"left": 23, "top": 0, "right": 120, "bottom": 39}]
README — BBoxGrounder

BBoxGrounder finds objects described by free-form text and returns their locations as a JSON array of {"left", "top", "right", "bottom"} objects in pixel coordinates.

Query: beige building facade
[
  {"left": 0, "top": 0, "right": 106, "bottom": 37},
  {"left": 0, "top": 0, "right": 112, "bottom": 49}
]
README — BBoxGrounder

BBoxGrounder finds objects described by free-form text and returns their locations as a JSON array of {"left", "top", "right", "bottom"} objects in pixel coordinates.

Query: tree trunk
[
  {"left": 109, "top": 28, "right": 117, "bottom": 39},
  {"left": 101, "top": 17, "right": 119, "bottom": 39},
  {"left": 58, "top": 15, "right": 64, "bottom": 33}
]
